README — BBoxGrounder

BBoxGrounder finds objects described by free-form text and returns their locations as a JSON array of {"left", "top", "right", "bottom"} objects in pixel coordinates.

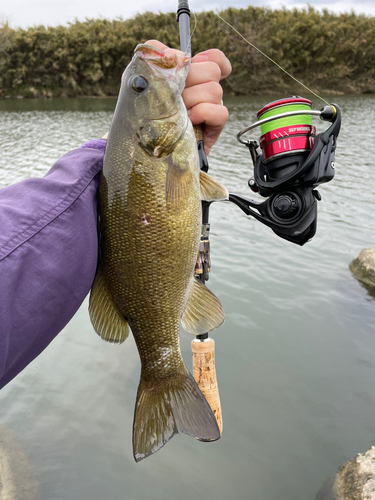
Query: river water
[{"left": 0, "top": 95, "right": 374, "bottom": 500}]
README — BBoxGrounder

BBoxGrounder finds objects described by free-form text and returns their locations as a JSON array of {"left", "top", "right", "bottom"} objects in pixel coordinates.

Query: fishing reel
[{"left": 229, "top": 96, "right": 341, "bottom": 245}]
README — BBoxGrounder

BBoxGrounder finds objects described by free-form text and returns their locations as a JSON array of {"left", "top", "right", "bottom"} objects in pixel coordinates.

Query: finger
[
  {"left": 192, "top": 49, "right": 232, "bottom": 80},
  {"left": 185, "top": 61, "right": 222, "bottom": 89},
  {"left": 188, "top": 103, "right": 229, "bottom": 155},
  {"left": 144, "top": 39, "right": 169, "bottom": 51},
  {"left": 144, "top": 40, "right": 185, "bottom": 59},
  {"left": 182, "top": 81, "right": 223, "bottom": 110}
]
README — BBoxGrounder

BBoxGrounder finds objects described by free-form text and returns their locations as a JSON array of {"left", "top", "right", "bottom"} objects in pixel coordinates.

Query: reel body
[{"left": 229, "top": 96, "right": 341, "bottom": 245}]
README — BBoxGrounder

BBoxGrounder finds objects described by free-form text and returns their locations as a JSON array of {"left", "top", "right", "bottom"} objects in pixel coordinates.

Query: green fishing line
[{"left": 259, "top": 104, "right": 312, "bottom": 135}]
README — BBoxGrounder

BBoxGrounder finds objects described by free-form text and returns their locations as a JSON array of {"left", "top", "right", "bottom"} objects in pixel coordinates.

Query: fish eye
[{"left": 131, "top": 76, "right": 148, "bottom": 93}]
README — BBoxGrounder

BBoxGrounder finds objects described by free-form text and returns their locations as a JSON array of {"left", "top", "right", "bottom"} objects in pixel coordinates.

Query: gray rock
[
  {"left": 315, "top": 474, "right": 341, "bottom": 500},
  {"left": 0, "top": 424, "right": 38, "bottom": 500},
  {"left": 315, "top": 446, "right": 375, "bottom": 500},
  {"left": 349, "top": 249, "right": 375, "bottom": 288}
]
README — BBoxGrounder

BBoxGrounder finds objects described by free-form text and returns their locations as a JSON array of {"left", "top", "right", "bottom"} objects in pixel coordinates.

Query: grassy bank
[{"left": 0, "top": 6, "right": 374, "bottom": 98}]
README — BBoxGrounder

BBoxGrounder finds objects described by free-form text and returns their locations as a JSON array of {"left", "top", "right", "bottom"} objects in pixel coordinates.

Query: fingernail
[{"left": 193, "top": 54, "right": 208, "bottom": 63}]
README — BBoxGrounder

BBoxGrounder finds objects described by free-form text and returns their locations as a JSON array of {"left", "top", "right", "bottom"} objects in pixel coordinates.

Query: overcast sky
[{"left": 1, "top": 0, "right": 374, "bottom": 30}]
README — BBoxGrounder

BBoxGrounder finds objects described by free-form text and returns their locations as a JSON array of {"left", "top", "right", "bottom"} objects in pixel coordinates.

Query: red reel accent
[
  {"left": 260, "top": 125, "right": 316, "bottom": 147},
  {"left": 257, "top": 97, "right": 312, "bottom": 118},
  {"left": 262, "top": 135, "right": 315, "bottom": 163}
]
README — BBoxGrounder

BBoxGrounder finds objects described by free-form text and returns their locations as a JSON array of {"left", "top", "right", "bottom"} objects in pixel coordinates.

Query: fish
[{"left": 89, "top": 44, "right": 228, "bottom": 462}]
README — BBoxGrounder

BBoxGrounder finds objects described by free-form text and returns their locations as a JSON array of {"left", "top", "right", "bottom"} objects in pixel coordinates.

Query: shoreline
[{"left": 0, "top": 88, "right": 373, "bottom": 100}]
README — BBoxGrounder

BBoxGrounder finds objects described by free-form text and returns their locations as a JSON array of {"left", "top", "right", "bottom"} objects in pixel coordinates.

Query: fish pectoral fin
[
  {"left": 181, "top": 278, "right": 225, "bottom": 335},
  {"left": 89, "top": 266, "right": 129, "bottom": 344},
  {"left": 165, "top": 155, "right": 193, "bottom": 206},
  {"left": 133, "top": 366, "right": 220, "bottom": 462},
  {"left": 199, "top": 171, "right": 229, "bottom": 202}
]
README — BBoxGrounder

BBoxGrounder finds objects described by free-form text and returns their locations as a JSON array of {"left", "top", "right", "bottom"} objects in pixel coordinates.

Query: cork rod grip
[
  {"left": 193, "top": 124, "right": 204, "bottom": 142},
  {"left": 191, "top": 338, "right": 223, "bottom": 436}
]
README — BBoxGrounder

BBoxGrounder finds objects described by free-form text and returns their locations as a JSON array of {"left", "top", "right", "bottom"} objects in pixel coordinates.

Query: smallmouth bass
[{"left": 89, "top": 44, "right": 228, "bottom": 462}]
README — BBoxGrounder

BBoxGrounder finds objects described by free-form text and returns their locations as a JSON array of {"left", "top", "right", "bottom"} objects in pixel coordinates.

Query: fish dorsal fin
[
  {"left": 89, "top": 266, "right": 129, "bottom": 344},
  {"left": 199, "top": 171, "right": 229, "bottom": 202},
  {"left": 181, "top": 278, "right": 225, "bottom": 335}
]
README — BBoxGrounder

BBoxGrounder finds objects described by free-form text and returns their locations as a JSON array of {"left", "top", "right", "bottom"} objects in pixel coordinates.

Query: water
[{"left": 0, "top": 95, "right": 374, "bottom": 500}]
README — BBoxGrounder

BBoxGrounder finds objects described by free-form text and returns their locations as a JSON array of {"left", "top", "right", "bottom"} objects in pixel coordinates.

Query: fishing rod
[{"left": 177, "top": 0, "right": 223, "bottom": 437}]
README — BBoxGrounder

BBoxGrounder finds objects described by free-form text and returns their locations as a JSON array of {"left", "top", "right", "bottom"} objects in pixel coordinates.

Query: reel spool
[
  {"left": 257, "top": 97, "right": 315, "bottom": 164},
  {"left": 229, "top": 96, "right": 341, "bottom": 245}
]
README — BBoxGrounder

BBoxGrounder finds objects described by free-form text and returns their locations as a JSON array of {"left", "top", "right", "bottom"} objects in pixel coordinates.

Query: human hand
[{"left": 145, "top": 40, "right": 232, "bottom": 155}]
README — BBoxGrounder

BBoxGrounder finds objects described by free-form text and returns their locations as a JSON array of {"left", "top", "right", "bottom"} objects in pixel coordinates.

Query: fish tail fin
[{"left": 133, "top": 366, "right": 220, "bottom": 462}]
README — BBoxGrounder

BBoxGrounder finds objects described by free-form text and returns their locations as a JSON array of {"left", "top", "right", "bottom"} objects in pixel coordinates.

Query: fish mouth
[{"left": 134, "top": 44, "right": 190, "bottom": 70}]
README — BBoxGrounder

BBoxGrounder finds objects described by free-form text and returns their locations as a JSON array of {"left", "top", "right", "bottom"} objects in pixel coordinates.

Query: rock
[
  {"left": 315, "top": 474, "right": 341, "bottom": 500},
  {"left": 349, "top": 248, "right": 375, "bottom": 288},
  {"left": 315, "top": 446, "right": 375, "bottom": 500},
  {"left": 0, "top": 424, "right": 38, "bottom": 500}
]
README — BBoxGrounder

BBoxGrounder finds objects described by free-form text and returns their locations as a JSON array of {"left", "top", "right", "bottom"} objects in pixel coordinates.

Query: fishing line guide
[{"left": 228, "top": 97, "right": 341, "bottom": 245}]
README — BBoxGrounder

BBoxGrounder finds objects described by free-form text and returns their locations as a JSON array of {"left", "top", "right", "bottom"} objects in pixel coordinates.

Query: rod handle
[
  {"left": 193, "top": 124, "right": 204, "bottom": 142},
  {"left": 191, "top": 338, "right": 223, "bottom": 436}
]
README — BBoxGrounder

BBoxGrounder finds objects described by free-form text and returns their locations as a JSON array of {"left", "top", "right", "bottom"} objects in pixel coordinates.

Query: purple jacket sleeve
[{"left": 0, "top": 140, "right": 106, "bottom": 389}]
